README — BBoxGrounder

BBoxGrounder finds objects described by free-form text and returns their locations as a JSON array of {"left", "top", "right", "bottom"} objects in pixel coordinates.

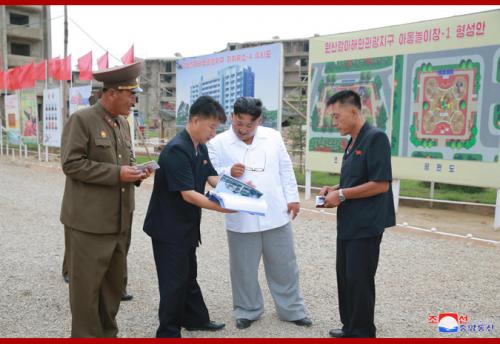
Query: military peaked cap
[{"left": 93, "top": 61, "right": 143, "bottom": 93}]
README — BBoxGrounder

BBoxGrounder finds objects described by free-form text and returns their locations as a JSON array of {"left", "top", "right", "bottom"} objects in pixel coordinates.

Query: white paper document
[{"left": 207, "top": 174, "right": 268, "bottom": 216}]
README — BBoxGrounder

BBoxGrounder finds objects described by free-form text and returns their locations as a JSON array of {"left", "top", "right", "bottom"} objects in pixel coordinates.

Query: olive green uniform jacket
[{"left": 60, "top": 102, "right": 135, "bottom": 233}]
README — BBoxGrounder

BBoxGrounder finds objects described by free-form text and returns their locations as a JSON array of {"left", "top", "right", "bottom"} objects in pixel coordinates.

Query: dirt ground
[{"left": 1, "top": 156, "right": 498, "bottom": 338}]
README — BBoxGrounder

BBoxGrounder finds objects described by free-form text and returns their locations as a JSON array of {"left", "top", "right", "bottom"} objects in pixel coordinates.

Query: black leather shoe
[
  {"left": 236, "top": 318, "right": 254, "bottom": 329},
  {"left": 329, "top": 328, "right": 346, "bottom": 338},
  {"left": 292, "top": 317, "right": 313, "bottom": 327},
  {"left": 62, "top": 274, "right": 69, "bottom": 284},
  {"left": 185, "top": 321, "right": 225, "bottom": 331},
  {"left": 121, "top": 291, "right": 133, "bottom": 301}
]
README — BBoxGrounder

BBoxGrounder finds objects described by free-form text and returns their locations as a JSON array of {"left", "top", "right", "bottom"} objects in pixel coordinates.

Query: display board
[
  {"left": 20, "top": 89, "right": 38, "bottom": 145},
  {"left": 43, "top": 88, "right": 63, "bottom": 148},
  {"left": 5, "top": 93, "right": 20, "bottom": 145},
  {"left": 176, "top": 43, "right": 283, "bottom": 130},
  {"left": 307, "top": 10, "right": 500, "bottom": 188},
  {"left": 69, "top": 85, "right": 92, "bottom": 115}
]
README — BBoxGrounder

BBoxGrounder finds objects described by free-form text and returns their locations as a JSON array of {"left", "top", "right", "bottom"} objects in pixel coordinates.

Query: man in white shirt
[{"left": 208, "top": 97, "right": 312, "bottom": 330}]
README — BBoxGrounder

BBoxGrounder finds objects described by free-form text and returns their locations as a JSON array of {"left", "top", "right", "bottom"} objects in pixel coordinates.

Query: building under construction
[
  {"left": 0, "top": 5, "right": 51, "bottom": 120},
  {"left": 138, "top": 37, "right": 313, "bottom": 137}
]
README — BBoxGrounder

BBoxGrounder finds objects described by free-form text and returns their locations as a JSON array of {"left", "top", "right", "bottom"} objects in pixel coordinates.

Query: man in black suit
[
  {"left": 143, "top": 96, "right": 233, "bottom": 338},
  {"left": 319, "top": 90, "right": 395, "bottom": 338}
]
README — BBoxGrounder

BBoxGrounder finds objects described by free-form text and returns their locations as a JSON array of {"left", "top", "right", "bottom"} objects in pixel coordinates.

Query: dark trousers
[
  {"left": 152, "top": 239, "right": 210, "bottom": 338},
  {"left": 336, "top": 234, "right": 383, "bottom": 338}
]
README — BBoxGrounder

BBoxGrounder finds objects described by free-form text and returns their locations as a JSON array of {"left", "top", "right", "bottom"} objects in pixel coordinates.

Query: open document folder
[{"left": 206, "top": 174, "right": 268, "bottom": 216}]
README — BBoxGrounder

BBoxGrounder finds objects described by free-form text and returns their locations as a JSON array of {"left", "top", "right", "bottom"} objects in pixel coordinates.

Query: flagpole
[
  {"left": 36, "top": 78, "right": 41, "bottom": 162},
  {"left": 16, "top": 90, "right": 22, "bottom": 159},
  {"left": 0, "top": 73, "right": 3, "bottom": 155},
  {"left": 0, "top": 74, "right": 4, "bottom": 155},
  {"left": 44, "top": 60, "right": 48, "bottom": 162},
  {"left": 63, "top": 5, "right": 69, "bottom": 120}
]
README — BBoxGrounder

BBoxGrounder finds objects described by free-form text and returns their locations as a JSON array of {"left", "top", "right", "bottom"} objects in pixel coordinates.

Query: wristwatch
[{"left": 338, "top": 188, "right": 346, "bottom": 202}]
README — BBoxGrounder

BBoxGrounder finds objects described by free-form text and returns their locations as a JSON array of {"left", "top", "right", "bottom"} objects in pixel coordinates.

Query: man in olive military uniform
[
  {"left": 60, "top": 61, "right": 151, "bottom": 337},
  {"left": 60, "top": 89, "right": 135, "bottom": 300}
]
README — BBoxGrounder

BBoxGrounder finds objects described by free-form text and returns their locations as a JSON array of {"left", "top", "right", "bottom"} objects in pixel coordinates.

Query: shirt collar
[
  {"left": 346, "top": 121, "right": 370, "bottom": 153},
  {"left": 228, "top": 125, "right": 267, "bottom": 146},
  {"left": 95, "top": 101, "right": 119, "bottom": 129},
  {"left": 180, "top": 129, "right": 199, "bottom": 156}
]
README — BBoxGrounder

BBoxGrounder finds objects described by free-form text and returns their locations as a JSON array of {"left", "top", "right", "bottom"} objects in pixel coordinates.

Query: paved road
[{"left": 0, "top": 158, "right": 498, "bottom": 338}]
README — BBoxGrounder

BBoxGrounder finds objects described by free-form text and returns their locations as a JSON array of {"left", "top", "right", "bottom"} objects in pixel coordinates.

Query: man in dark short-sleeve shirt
[
  {"left": 319, "top": 90, "right": 395, "bottom": 338},
  {"left": 143, "top": 96, "right": 233, "bottom": 338}
]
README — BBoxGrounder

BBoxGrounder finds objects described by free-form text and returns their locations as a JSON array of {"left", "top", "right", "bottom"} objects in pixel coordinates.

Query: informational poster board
[
  {"left": 43, "top": 88, "right": 63, "bottom": 148},
  {"left": 5, "top": 93, "right": 21, "bottom": 145},
  {"left": 20, "top": 89, "right": 38, "bottom": 145},
  {"left": 127, "top": 110, "right": 135, "bottom": 154},
  {"left": 176, "top": 43, "right": 283, "bottom": 130},
  {"left": 69, "top": 85, "right": 92, "bottom": 115},
  {"left": 307, "top": 10, "right": 500, "bottom": 188}
]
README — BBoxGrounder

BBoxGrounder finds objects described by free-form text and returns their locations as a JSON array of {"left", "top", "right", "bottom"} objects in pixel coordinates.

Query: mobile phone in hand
[
  {"left": 315, "top": 196, "right": 325, "bottom": 208},
  {"left": 136, "top": 160, "right": 160, "bottom": 172}
]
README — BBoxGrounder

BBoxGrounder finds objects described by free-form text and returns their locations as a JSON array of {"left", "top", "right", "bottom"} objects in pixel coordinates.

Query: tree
[
  {"left": 288, "top": 116, "right": 306, "bottom": 173},
  {"left": 374, "top": 75, "right": 382, "bottom": 92},
  {"left": 318, "top": 79, "right": 325, "bottom": 93},
  {"left": 376, "top": 105, "right": 387, "bottom": 130},
  {"left": 366, "top": 70, "right": 372, "bottom": 81}
]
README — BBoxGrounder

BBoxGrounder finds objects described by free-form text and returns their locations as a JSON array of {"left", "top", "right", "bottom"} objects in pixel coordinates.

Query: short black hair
[
  {"left": 233, "top": 97, "right": 263, "bottom": 119},
  {"left": 326, "top": 90, "right": 361, "bottom": 110},
  {"left": 189, "top": 95, "right": 227, "bottom": 123}
]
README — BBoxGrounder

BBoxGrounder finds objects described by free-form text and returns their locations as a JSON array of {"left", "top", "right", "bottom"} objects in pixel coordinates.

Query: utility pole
[
  {"left": 64, "top": 6, "right": 68, "bottom": 59},
  {"left": 0, "top": 6, "right": 7, "bottom": 155},
  {"left": 63, "top": 5, "right": 68, "bottom": 119}
]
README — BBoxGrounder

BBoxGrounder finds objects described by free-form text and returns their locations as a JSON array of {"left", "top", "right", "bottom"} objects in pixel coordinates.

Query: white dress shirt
[{"left": 208, "top": 126, "right": 300, "bottom": 233}]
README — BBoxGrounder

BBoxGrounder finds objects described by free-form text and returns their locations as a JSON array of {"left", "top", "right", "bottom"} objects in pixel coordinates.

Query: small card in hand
[
  {"left": 136, "top": 160, "right": 160, "bottom": 172},
  {"left": 315, "top": 196, "right": 325, "bottom": 208}
]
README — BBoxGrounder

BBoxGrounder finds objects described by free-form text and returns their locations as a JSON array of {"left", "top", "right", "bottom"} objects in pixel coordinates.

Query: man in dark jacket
[{"left": 144, "top": 95, "right": 232, "bottom": 338}]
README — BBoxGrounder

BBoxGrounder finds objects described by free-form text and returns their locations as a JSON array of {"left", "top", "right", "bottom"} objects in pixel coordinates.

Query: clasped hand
[
  {"left": 318, "top": 185, "right": 341, "bottom": 208},
  {"left": 120, "top": 165, "right": 152, "bottom": 182}
]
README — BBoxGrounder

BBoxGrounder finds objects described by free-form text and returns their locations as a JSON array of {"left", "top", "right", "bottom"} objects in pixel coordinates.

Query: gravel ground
[{"left": 0, "top": 157, "right": 498, "bottom": 338}]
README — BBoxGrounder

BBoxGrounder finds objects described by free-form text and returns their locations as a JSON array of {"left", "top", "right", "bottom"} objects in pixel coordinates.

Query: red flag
[
  {"left": 7, "top": 67, "right": 21, "bottom": 90},
  {"left": 121, "top": 44, "right": 134, "bottom": 65},
  {"left": 77, "top": 51, "right": 93, "bottom": 80},
  {"left": 97, "top": 52, "right": 108, "bottom": 70},
  {"left": 34, "top": 60, "right": 46, "bottom": 81},
  {"left": 48, "top": 55, "right": 71, "bottom": 81},
  {"left": 18, "top": 62, "right": 36, "bottom": 89},
  {"left": 0, "top": 70, "right": 6, "bottom": 89},
  {"left": 48, "top": 56, "right": 60, "bottom": 80},
  {"left": 59, "top": 55, "right": 72, "bottom": 81}
]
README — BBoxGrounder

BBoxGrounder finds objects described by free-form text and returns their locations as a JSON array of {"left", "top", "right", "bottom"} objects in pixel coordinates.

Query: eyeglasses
[{"left": 243, "top": 147, "right": 266, "bottom": 172}]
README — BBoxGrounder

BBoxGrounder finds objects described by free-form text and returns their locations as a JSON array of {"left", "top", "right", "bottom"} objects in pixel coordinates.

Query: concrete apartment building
[
  {"left": 138, "top": 57, "right": 177, "bottom": 132},
  {"left": 139, "top": 37, "right": 311, "bottom": 135},
  {"left": 225, "top": 38, "right": 310, "bottom": 122},
  {"left": 189, "top": 65, "right": 255, "bottom": 116},
  {"left": 0, "top": 5, "right": 51, "bottom": 120}
]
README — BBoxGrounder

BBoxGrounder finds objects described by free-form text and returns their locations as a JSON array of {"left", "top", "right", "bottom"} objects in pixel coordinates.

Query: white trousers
[{"left": 226, "top": 222, "right": 307, "bottom": 321}]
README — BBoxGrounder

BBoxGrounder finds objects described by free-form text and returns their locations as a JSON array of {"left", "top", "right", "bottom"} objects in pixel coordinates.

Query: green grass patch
[
  {"left": 135, "top": 155, "right": 159, "bottom": 165},
  {"left": 295, "top": 169, "right": 340, "bottom": 187},
  {"left": 293, "top": 169, "right": 496, "bottom": 205}
]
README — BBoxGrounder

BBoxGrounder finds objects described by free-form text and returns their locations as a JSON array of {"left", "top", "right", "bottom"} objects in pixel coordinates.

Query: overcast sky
[{"left": 50, "top": 5, "right": 498, "bottom": 68}]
